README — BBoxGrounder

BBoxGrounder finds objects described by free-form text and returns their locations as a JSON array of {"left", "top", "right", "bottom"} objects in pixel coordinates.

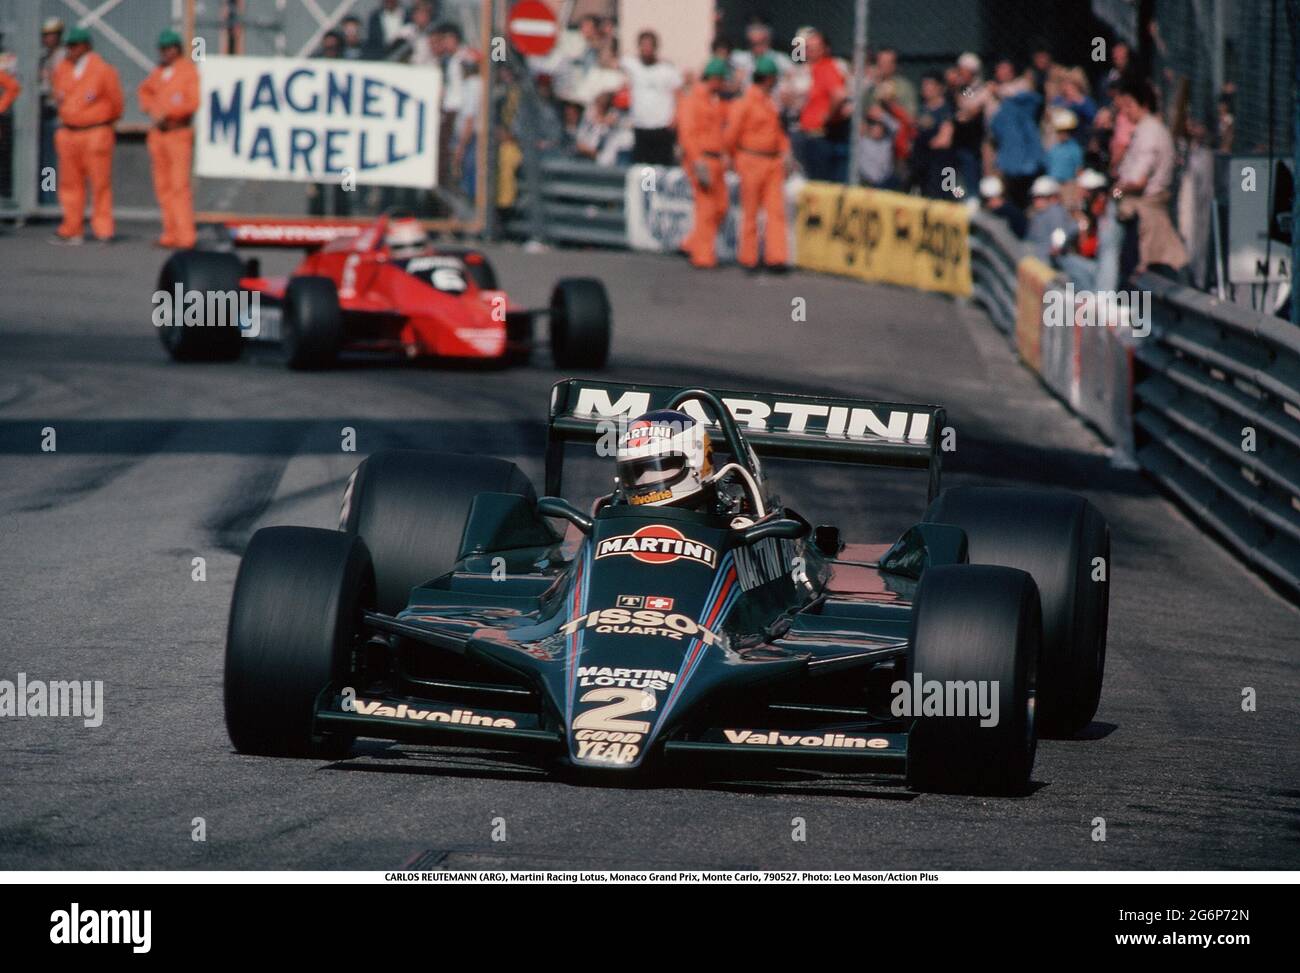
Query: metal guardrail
[
  {"left": 968, "top": 210, "right": 1028, "bottom": 337},
  {"left": 505, "top": 156, "right": 627, "bottom": 248},
  {"left": 968, "top": 206, "right": 1300, "bottom": 600},
  {"left": 1132, "top": 274, "right": 1300, "bottom": 596}
]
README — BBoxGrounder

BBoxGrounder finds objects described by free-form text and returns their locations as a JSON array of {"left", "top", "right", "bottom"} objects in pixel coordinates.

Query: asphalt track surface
[{"left": 1, "top": 223, "right": 1297, "bottom": 871}]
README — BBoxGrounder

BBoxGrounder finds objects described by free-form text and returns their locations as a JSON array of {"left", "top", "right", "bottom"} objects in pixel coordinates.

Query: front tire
[
  {"left": 925, "top": 486, "right": 1110, "bottom": 738},
  {"left": 341, "top": 450, "right": 536, "bottom": 615},
  {"left": 906, "top": 564, "right": 1040, "bottom": 796},
  {"left": 283, "top": 276, "right": 342, "bottom": 370},
  {"left": 224, "top": 526, "right": 373, "bottom": 756},
  {"left": 550, "top": 278, "right": 611, "bottom": 369},
  {"left": 156, "top": 250, "right": 245, "bottom": 362}
]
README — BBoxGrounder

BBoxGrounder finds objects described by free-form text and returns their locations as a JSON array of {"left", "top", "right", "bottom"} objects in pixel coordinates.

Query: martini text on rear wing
[{"left": 546, "top": 379, "right": 947, "bottom": 500}]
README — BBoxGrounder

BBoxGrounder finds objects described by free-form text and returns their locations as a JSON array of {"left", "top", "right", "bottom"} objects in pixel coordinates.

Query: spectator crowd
[
  {"left": 0, "top": 1, "right": 1242, "bottom": 285},
  {"left": 520, "top": 13, "right": 1240, "bottom": 284}
]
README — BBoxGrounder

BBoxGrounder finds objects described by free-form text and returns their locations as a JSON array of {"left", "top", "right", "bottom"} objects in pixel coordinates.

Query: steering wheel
[
  {"left": 666, "top": 388, "right": 758, "bottom": 479},
  {"left": 666, "top": 388, "right": 766, "bottom": 516}
]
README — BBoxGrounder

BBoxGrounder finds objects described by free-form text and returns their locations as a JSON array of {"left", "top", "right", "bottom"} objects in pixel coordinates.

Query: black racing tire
[
  {"left": 156, "top": 250, "right": 245, "bottom": 362},
  {"left": 283, "top": 275, "right": 342, "bottom": 370},
  {"left": 925, "top": 486, "right": 1110, "bottom": 738},
  {"left": 906, "top": 564, "right": 1041, "bottom": 796},
  {"left": 224, "top": 526, "right": 374, "bottom": 757},
  {"left": 341, "top": 449, "right": 536, "bottom": 615},
  {"left": 550, "top": 277, "right": 611, "bottom": 369}
]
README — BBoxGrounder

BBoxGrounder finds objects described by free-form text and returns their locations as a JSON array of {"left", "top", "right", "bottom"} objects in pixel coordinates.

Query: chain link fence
[{"left": 1091, "top": 0, "right": 1295, "bottom": 153}]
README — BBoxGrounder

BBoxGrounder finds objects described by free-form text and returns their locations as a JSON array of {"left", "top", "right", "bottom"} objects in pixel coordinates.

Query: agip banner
[
  {"left": 196, "top": 56, "right": 440, "bottom": 189},
  {"left": 794, "top": 182, "right": 972, "bottom": 296}
]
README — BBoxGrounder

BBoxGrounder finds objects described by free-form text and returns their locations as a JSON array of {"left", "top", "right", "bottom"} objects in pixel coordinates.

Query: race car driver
[
  {"left": 616, "top": 410, "right": 715, "bottom": 510},
  {"left": 384, "top": 216, "right": 430, "bottom": 259},
  {"left": 615, "top": 409, "right": 767, "bottom": 522}
]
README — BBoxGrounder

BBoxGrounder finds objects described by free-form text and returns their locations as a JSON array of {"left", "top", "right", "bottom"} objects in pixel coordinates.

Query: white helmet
[
  {"left": 616, "top": 410, "right": 714, "bottom": 508},
  {"left": 385, "top": 217, "right": 428, "bottom": 258}
]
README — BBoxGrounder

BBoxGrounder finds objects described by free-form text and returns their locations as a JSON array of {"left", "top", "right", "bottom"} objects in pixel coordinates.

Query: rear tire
[
  {"left": 156, "top": 250, "right": 245, "bottom": 362},
  {"left": 906, "top": 564, "right": 1040, "bottom": 795},
  {"left": 283, "top": 276, "right": 342, "bottom": 370},
  {"left": 550, "top": 278, "right": 611, "bottom": 369},
  {"left": 925, "top": 486, "right": 1110, "bottom": 738},
  {"left": 341, "top": 450, "right": 536, "bottom": 615},
  {"left": 224, "top": 526, "right": 373, "bottom": 757}
]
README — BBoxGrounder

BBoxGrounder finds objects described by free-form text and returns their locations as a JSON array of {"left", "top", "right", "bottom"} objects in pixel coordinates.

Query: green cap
[
  {"left": 752, "top": 54, "right": 778, "bottom": 77},
  {"left": 65, "top": 26, "right": 92, "bottom": 45},
  {"left": 703, "top": 56, "right": 730, "bottom": 79},
  {"left": 158, "top": 28, "right": 183, "bottom": 49}
]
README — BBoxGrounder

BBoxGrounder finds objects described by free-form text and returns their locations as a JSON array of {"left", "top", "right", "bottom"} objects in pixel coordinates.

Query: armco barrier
[
  {"left": 972, "top": 211, "right": 1137, "bottom": 463},
  {"left": 1131, "top": 274, "right": 1300, "bottom": 596},
  {"left": 971, "top": 204, "right": 1300, "bottom": 597},
  {"left": 505, "top": 156, "right": 627, "bottom": 248},
  {"left": 969, "top": 210, "right": 1026, "bottom": 336}
]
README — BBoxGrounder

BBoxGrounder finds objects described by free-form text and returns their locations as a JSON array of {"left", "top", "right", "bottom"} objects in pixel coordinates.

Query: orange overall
[
  {"left": 52, "top": 52, "right": 123, "bottom": 240},
  {"left": 677, "top": 84, "right": 728, "bottom": 268},
  {"left": 139, "top": 58, "right": 199, "bottom": 247},
  {"left": 0, "top": 69, "right": 20, "bottom": 114},
  {"left": 725, "top": 84, "right": 789, "bottom": 268}
]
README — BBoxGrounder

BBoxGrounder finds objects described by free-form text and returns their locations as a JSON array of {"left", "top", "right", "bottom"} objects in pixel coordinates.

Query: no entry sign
[{"left": 507, "top": 0, "right": 559, "bottom": 57}]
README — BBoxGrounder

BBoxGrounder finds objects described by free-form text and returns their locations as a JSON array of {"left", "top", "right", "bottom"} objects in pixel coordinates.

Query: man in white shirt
[
  {"left": 731, "top": 20, "right": 792, "bottom": 90},
  {"left": 453, "top": 51, "right": 482, "bottom": 198},
  {"left": 365, "top": 0, "right": 408, "bottom": 60},
  {"left": 433, "top": 22, "right": 466, "bottom": 189},
  {"left": 1113, "top": 78, "right": 1186, "bottom": 274},
  {"left": 621, "top": 30, "right": 681, "bottom": 165},
  {"left": 394, "top": 2, "right": 437, "bottom": 66}
]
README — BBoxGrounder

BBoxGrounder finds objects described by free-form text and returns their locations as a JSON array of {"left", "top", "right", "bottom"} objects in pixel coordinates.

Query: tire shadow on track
[{"left": 314, "top": 743, "right": 1063, "bottom": 802}]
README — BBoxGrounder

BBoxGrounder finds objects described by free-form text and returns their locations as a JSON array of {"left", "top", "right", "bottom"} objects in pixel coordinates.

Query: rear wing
[
  {"left": 213, "top": 217, "right": 371, "bottom": 250},
  {"left": 546, "top": 379, "right": 946, "bottom": 501}
]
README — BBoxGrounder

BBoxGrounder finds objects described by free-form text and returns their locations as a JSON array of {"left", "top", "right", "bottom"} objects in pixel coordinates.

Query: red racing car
[{"left": 154, "top": 214, "right": 611, "bottom": 370}]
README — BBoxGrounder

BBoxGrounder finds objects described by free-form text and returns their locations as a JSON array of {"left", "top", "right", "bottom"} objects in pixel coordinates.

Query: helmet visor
[{"left": 618, "top": 452, "right": 689, "bottom": 491}]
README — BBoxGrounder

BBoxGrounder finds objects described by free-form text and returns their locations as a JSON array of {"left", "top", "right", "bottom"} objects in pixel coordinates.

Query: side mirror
[
  {"left": 537, "top": 496, "right": 594, "bottom": 534},
  {"left": 736, "top": 517, "right": 809, "bottom": 546}
]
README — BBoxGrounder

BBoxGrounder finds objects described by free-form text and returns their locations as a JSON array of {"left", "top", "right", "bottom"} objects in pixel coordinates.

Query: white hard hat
[
  {"left": 1051, "top": 108, "right": 1079, "bottom": 130},
  {"left": 979, "top": 175, "right": 1004, "bottom": 199},
  {"left": 1078, "top": 168, "right": 1108, "bottom": 190},
  {"left": 1030, "top": 175, "right": 1061, "bottom": 198}
]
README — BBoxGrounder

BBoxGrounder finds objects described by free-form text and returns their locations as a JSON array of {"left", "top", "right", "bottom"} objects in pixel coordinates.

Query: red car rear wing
[{"left": 216, "top": 217, "right": 372, "bottom": 250}]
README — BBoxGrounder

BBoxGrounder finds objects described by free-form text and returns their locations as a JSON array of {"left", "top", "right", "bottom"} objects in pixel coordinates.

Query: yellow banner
[
  {"left": 794, "top": 182, "right": 972, "bottom": 296},
  {"left": 1014, "top": 256, "right": 1059, "bottom": 373}
]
